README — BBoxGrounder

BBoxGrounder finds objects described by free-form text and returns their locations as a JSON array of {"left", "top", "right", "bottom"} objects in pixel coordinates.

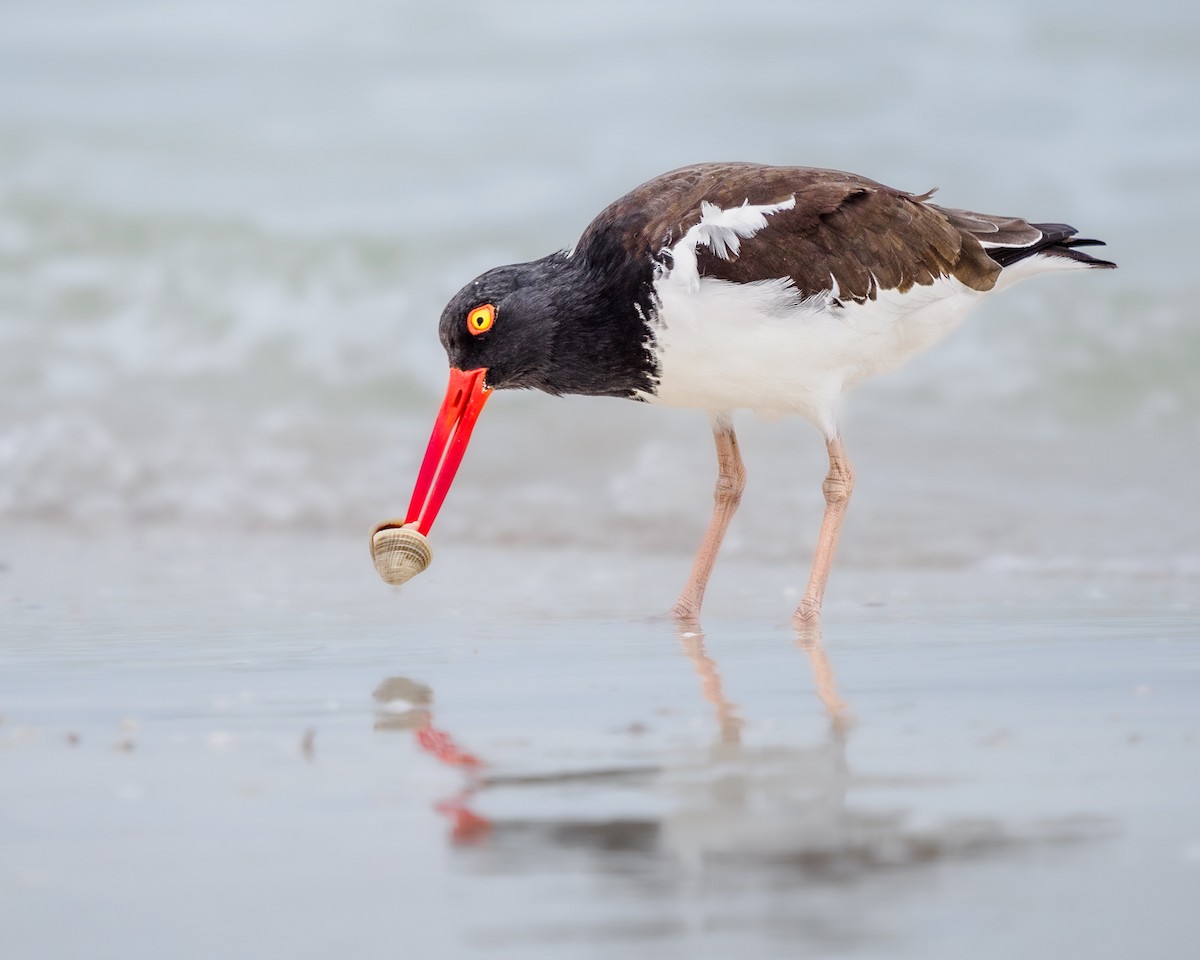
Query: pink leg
[
  {"left": 795, "top": 435, "right": 855, "bottom": 623},
  {"left": 672, "top": 414, "right": 745, "bottom": 623}
]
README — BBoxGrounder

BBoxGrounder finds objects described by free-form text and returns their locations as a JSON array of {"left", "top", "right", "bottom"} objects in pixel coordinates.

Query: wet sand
[{"left": 1, "top": 527, "right": 1197, "bottom": 959}]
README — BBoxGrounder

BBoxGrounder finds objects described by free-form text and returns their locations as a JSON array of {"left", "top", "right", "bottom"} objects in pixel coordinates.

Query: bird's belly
[{"left": 643, "top": 275, "right": 982, "bottom": 433}]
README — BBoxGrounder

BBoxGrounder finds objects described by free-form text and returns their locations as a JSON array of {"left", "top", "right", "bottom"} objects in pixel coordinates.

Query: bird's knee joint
[
  {"left": 715, "top": 476, "right": 744, "bottom": 505},
  {"left": 822, "top": 468, "right": 854, "bottom": 506},
  {"left": 714, "top": 463, "right": 746, "bottom": 504}
]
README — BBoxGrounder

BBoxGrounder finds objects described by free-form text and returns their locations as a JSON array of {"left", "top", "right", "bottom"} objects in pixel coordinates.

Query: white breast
[{"left": 642, "top": 271, "right": 984, "bottom": 436}]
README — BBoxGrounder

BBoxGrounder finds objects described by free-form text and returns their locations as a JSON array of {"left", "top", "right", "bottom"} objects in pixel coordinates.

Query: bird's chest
[{"left": 641, "top": 274, "right": 980, "bottom": 431}]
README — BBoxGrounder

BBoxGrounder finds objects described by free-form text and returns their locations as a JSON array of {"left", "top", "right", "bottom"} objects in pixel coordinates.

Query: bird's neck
[{"left": 535, "top": 253, "right": 659, "bottom": 400}]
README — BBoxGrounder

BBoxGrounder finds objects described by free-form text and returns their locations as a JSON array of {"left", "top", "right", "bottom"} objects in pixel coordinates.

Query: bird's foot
[
  {"left": 793, "top": 596, "right": 822, "bottom": 625},
  {"left": 670, "top": 599, "right": 703, "bottom": 628}
]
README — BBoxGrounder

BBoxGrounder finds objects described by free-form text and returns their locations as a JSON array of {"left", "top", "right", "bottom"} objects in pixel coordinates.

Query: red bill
[{"left": 403, "top": 367, "right": 491, "bottom": 536}]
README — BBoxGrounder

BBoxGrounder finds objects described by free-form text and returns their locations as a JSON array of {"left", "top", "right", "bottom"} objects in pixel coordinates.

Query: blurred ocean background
[{"left": 2, "top": 0, "right": 1197, "bottom": 575}]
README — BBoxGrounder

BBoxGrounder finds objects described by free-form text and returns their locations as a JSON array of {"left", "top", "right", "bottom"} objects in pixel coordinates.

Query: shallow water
[{"left": 2, "top": 530, "right": 1198, "bottom": 958}]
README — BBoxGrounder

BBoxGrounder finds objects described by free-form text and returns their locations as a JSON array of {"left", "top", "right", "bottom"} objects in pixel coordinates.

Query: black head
[
  {"left": 437, "top": 252, "right": 659, "bottom": 399},
  {"left": 439, "top": 257, "right": 567, "bottom": 393}
]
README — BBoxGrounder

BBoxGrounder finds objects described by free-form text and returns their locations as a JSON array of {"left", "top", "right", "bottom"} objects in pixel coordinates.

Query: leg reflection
[
  {"left": 677, "top": 627, "right": 744, "bottom": 746},
  {"left": 794, "top": 619, "right": 853, "bottom": 733},
  {"left": 674, "top": 620, "right": 853, "bottom": 740},
  {"left": 665, "top": 620, "right": 855, "bottom": 863}
]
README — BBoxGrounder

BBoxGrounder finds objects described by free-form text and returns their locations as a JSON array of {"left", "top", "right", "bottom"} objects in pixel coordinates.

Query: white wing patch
[
  {"left": 978, "top": 231, "right": 1043, "bottom": 250},
  {"left": 664, "top": 196, "right": 796, "bottom": 292}
]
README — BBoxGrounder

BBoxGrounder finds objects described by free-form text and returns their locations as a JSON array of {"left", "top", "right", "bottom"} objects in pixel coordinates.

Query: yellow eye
[{"left": 467, "top": 303, "right": 495, "bottom": 336}]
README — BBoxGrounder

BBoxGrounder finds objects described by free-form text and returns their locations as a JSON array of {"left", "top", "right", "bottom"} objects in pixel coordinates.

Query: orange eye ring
[{"left": 467, "top": 303, "right": 495, "bottom": 336}]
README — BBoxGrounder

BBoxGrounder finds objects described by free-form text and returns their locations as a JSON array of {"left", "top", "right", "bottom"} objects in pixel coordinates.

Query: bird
[{"left": 389, "top": 162, "right": 1115, "bottom": 623}]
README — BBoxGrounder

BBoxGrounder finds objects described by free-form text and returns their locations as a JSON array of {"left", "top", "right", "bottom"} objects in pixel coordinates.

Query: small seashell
[{"left": 371, "top": 522, "right": 433, "bottom": 586}]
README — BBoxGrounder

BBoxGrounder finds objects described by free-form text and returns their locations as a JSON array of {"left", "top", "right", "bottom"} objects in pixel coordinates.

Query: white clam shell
[{"left": 370, "top": 523, "right": 432, "bottom": 586}]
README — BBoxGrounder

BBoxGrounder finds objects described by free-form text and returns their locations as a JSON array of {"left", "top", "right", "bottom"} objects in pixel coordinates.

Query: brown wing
[
  {"left": 575, "top": 162, "right": 1005, "bottom": 303},
  {"left": 931, "top": 205, "right": 1044, "bottom": 248}
]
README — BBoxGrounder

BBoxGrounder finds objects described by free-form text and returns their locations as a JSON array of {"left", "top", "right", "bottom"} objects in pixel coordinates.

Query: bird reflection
[
  {"left": 659, "top": 621, "right": 859, "bottom": 868},
  {"left": 375, "top": 621, "right": 858, "bottom": 854},
  {"left": 375, "top": 627, "right": 1105, "bottom": 950},
  {"left": 376, "top": 621, "right": 1072, "bottom": 884}
]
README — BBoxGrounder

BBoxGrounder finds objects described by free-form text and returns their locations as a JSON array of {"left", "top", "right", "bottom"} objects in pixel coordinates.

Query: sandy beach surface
[{"left": 2, "top": 527, "right": 1196, "bottom": 959}]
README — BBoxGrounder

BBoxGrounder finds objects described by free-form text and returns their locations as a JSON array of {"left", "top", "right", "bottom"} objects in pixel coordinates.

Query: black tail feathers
[{"left": 990, "top": 222, "right": 1116, "bottom": 269}]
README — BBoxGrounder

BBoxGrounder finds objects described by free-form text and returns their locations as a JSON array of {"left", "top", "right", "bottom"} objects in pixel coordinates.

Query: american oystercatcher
[{"left": 379, "top": 163, "right": 1115, "bottom": 622}]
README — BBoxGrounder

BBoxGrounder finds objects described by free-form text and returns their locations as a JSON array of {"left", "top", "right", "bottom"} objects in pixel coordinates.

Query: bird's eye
[{"left": 467, "top": 303, "right": 495, "bottom": 336}]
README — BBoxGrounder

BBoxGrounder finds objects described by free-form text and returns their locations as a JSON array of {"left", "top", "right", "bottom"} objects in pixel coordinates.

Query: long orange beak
[{"left": 403, "top": 367, "right": 491, "bottom": 535}]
